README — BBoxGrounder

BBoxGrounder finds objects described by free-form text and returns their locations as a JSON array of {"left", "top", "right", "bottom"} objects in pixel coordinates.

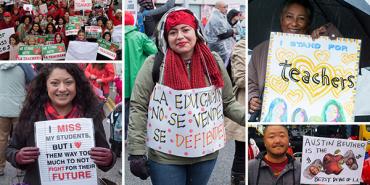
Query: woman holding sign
[
  {"left": 128, "top": 7, "right": 245, "bottom": 185},
  {"left": 6, "top": 64, "right": 116, "bottom": 185}
]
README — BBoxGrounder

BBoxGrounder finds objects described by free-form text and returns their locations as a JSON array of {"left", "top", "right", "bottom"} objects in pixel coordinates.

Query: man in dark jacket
[{"left": 248, "top": 125, "right": 301, "bottom": 185}]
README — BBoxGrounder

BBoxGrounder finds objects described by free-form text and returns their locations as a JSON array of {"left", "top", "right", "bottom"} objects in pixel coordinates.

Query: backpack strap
[{"left": 152, "top": 51, "right": 164, "bottom": 84}]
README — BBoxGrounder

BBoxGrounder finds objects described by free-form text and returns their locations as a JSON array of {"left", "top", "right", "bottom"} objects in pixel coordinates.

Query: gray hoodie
[{"left": 248, "top": 151, "right": 301, "bottom": 185}]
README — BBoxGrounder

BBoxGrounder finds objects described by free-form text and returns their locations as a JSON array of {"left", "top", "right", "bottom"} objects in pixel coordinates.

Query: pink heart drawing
[{"left": 74, "top": 142, "right": 81, "bottom": 148}]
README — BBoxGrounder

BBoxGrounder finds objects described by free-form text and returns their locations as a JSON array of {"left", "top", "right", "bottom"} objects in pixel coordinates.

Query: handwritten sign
[
  {"left": 301, "top": 136, "right": 367, "bottom": 184},
  {"left": 74, "top": 0, "right": 92, "bottom": 11},
  {"left": 35, "top": 118, "right": 97, "bottom": 185},
  {"left": 17, "top": 45, "right": 42, "bottom": 60},
  {"left": 65, "top": 41, "right": 98, "bottom": 60},
  {"left": 0, "top": 28, "right": 15, "bottom": 54},
  {"left": 146, "top": 84, "right": 225, "bottom": 157},
  {"left": 97, "top": 39, "right": 118, "bottom": 60},
  {"left": 261, "top": 32, "right": 361, "bottom": 122},
  {"left": 85, "top": 26, "right": 102, "bottom": 39},
  {"left": 42, "top": 44, "right": 66, "bottom": 60}
]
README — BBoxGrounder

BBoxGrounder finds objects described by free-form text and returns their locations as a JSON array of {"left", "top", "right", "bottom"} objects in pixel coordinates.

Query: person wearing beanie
[
  {"left": 227, "top": 9, "right": 241, "bottom": 27},
  {"left": 127, "top": 7, "right": 245, "bottom": 185}
]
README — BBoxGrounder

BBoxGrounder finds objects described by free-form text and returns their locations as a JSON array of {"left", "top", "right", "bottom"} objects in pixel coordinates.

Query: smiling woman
[{"left": 6, "top": 64, "right": 116, "bottom": 185}]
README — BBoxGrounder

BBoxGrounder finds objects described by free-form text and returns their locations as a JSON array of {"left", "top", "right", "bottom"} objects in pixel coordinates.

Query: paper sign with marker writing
[
  {"left": 261, "top": 32, "right": 361, "bottom": 122},
  {"left": 0, "top": 28, "right": 15, "bottom": 54},
  {"left": 35, "top": 118, "right": 97, "bottom": 185},
  {"left": 146, "top": 84, "right": 226, "bottom": 157},
  {"left": 301, "top": 136, "right": 367, "bottom": 184}
]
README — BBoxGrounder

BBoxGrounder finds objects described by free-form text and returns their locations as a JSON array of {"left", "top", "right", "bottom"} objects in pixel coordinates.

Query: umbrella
[{"left": 248, "top": 0, "right": 370, "bottom": 68}]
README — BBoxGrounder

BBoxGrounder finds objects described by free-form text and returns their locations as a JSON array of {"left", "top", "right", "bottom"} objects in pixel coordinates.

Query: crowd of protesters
[{"left": 0, "top": 0, "right": 122, "bottom": 60}]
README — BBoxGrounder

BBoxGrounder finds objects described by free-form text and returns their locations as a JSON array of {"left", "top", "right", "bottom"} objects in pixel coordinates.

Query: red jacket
[
  {"left": 108, "top": 7, "right": 122, "bottom": 26},
  {"left": 85, "top": 64, "right": 115, "bottom": 95}
]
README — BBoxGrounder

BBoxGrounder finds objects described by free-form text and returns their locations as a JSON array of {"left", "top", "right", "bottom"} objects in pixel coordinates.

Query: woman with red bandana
[
  {"left": 128, "top": 7, "right": 245, "bottom": 185},
  {"left": 6, "top": 64, "right": 116, "bottom": 185}
]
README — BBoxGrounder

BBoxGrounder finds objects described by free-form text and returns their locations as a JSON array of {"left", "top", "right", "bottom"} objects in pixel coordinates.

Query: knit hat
[
  {"left": 165, "top": 10, "right": 197, "bottom": 34},
  {"left": 3, "top": 12, "right": 11, "bottom": 17},
  {"left": 125, "top": 12, "right": 134, "bottom": 25}
]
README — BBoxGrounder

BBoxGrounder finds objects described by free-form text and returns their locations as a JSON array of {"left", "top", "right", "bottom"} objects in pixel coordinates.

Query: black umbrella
[{"left": 248, "top": 0, "right": 370, "bottom": 68}]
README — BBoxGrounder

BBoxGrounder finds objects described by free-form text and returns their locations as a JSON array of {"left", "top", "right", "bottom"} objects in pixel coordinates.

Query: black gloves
[{"left": 128, "top": 155, "right": 150, "bottom": 180}]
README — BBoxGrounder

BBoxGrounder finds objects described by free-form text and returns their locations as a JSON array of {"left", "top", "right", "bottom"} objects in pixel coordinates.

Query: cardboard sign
[
  {"left": 0, "top": 28, "right": 15, "bottom": 54},
  {"left": 42, "top": 44, "right": 66, "bottom": 60},
  {"left": 97, "top": 39, "right": 118, "bottom": 59},
  {"left": 301, "top": 136, "right": 367, "bottom": 184},
  {"left": 65, "top": 23, "right": 81, "bottom": 36},
  {"left": 74, "top": 0, "right": 92, "bottom": 11},
  {"left": 146, "top": 84, "right": 226, "bottom": 157},
  {"left": 17, "top": 45, "right": 42, "bottom": 60},
  {"left": 65, "top": 41, "right": 98, "bottom": 60},
  {"left": 85, "top": 26, "right": 102, "bottom": 39},
  {"left": 39, "top": 3, "right": 48, "bottom": 14},
  {"left": 261, "top": 32, "right": 361, "bottom": 122},
  {"left": 35, "top": 118, "right": 97, "bottom": 185}
]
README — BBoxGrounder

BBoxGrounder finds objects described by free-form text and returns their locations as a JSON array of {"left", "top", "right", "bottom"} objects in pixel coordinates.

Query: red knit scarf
[
  {"left": 163, "top": 42, "right": 224, "bottom": 90},
  {"left": 44, "top": 101, "right": 81, "bottom": 120}
]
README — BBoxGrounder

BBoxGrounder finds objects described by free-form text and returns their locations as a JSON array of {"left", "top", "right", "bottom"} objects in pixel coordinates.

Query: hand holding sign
[
  {"left": 16, "top": 147, "right": 40, "bottom": 165},
  {"left": 89, "top": 147, "right": 113, "bottom": 167}
]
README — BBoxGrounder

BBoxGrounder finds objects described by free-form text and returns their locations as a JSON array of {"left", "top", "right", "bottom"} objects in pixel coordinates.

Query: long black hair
[{"left": 17, "top": 64, "right": 102, "bottom": 136}]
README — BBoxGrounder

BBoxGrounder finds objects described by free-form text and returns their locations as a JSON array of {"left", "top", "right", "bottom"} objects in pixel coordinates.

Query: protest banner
[
  {"left": 94, "top": 0, "right": 108, "bottom": 5},
  {"left": 85, "top": 26, "right": 102, "bottom": 39},
  {"left": 74, "top": 0, "right": 92, "bottom": 11},
  {"left": 260, "top": 32, "right": 361, "bottom": 122},
  {"left": 66, "top": 41, "right": 98, "bottom": 60},
  {"left": 301, "top": 136, "right": 367, "bottom": 184},
  {"left": 0, "top": 27, "right": 15, "bottom": 55},
  {"left": 146, "top": 84, "right": 226, "bottom": 157},
  {"left": 35, "top": 118, "right": 97, "bottom": 185},
  {"left": 17, "top": 45, "right": 42, "bottom": 60},
  {"left": 97, "top": 39, "right": 118, "bottom": 59},
  {"left": 45, "top": 34, "right": 55, "bottom": 45},
  {"left": 65, "top": 23, "right": 80, "bottom": 36},
  {"left": 42, "top": 44, "right": 66, "bottom": 60},
  {"left": 39, "top": 3, "right": 48, "bottom": 14}
]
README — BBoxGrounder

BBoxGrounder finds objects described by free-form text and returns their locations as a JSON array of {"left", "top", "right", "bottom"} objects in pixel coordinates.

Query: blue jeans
[{"left": 148, "top": 159, "right": 217, "bottom": 185}]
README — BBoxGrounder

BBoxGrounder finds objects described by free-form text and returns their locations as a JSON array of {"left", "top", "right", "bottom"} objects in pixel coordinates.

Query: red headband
[{"left": 165, "top": 10, "right": 197, "bottom": 33}]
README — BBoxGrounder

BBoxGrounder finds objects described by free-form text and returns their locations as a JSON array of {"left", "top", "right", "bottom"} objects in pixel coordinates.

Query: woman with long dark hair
[{"left": 6, "top": 64, "right": 116, "bottom": 185}]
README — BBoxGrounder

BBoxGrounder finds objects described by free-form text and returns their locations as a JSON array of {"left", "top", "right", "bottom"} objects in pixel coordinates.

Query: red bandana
[
  {"left": 44, "top": 101, "right": 81, "bottom": 120},
  {"left": 163, "top": 11, "right": 224, "bottom": 90}
]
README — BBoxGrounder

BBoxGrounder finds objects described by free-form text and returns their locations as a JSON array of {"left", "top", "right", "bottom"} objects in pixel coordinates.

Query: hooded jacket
[
  {"left": 127, "top": 7, "right": 245, "bottom": 165},
  {"left": 248, "top": 151, "right": 301, "bottom": 185}
]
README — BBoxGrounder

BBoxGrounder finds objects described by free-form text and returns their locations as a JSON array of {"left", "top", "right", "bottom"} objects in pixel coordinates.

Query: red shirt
[{"left": 263, "top": 157, "right": 289, "bottom": 177}]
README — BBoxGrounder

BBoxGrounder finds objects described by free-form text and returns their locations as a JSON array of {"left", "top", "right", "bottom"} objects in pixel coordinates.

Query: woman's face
[
  {"left": 58, "top": 18, "right": 64, "bottom": 25},
  {"left": 47, "top": 68, "right": 76, "bottom": 110},
  {"left": 280, "top": 3, "right": 309, "bottom": 34},
  {"left": 25, "top": 17, "right": 30, "bottom": 25},
  {"left": 10, "top": 37, "right": 16, "bottom": 45},
  {"left": 33, "top": 24, "right": 40, "bottom": 31},
  {"left": 56, "top": 34, "right": 62, "bottom": 43},
  {"left": 78, "top": 32, "right": 85, "bottom": 40},
  {"left": 309, "top": 166, "right": 320, "bottom": 175},
  {"left": 47, "top": 25, "right": 54, "bottom": 32},
  {"left": 34, "top": 17, "right": 40, "bottom": 23},
  {"left": 106, "top": 21, "right": 113, "bottom": 29},
  {"left": 97, "top": 20, "right": 103, "bottom": 27},
  {"left": 47, "top": 16, "right": 53, "bottom": 22},
  {"left": 326, "top": 104, "right": 339, "bottom": 121},
  {"left": 104, "top": 34, "right": 110, "bottom": 41},
  {"left": 167, "top": 24, "right": 197, "bottom": 60}
]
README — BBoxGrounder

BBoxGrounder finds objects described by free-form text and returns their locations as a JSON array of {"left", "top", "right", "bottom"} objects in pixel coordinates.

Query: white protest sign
[
  {"left": 74, "top": 0, "right": 92, "bottom": 11},
  {"left": 146, "top": 84, "right": 226, "bottom": 157},
  {"left": 39, "top": 4, "right": 48, "bottom": 14},
  {"left": 23, "top": 4, "right": 33, "bottom": 11},
  {"left": 65, "top": 41, "right": 98, "bottom": 60},
  {"left": 111, "top": 25, "right": 122, "bottom": 49},
  {"left": 35, "top": 118, "right": 97, "bottom": 185},
  {"left": 301, "top": 136, "right": 367, "bottom": 184},
  {"left": 261, "top": 32, "right": 361, "bottom": 122},
  {"left": 0, "top": 27, "right": 15, "bottom": 54}
]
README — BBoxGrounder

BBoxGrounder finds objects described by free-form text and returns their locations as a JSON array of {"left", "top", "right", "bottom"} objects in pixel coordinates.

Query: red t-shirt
[{"left": 263, "top": 157, "right": 289, "bottom": 177}]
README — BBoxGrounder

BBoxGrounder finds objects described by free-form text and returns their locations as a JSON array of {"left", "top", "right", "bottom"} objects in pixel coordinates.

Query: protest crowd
[
  {"left": 0, "top": 63, "right": 122, "bottom": 185},
  {"left": 0, "top": 0, "right": 122, "bottom": 60}
]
